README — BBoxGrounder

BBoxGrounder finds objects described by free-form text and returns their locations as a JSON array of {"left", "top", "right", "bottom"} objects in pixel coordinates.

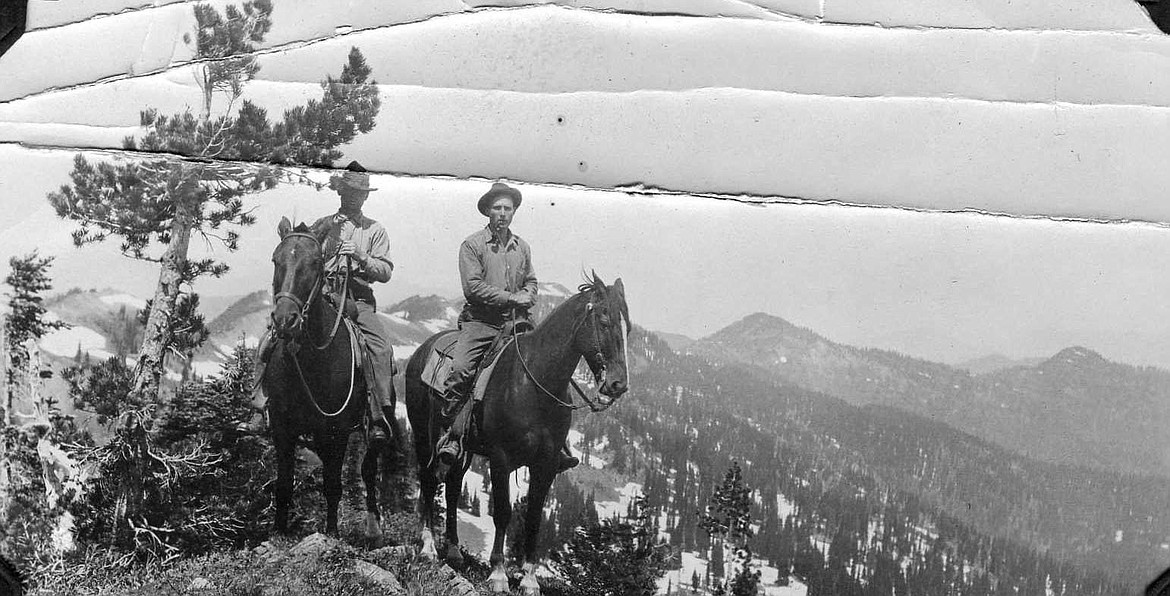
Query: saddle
[{"left": 420, "top": 320, "right": 531, "bottom": 406}]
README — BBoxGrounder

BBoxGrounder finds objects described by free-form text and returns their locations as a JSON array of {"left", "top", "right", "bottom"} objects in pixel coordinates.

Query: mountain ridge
[{"left": 687, "top": 311, "right": 1170, "bottom": 477}]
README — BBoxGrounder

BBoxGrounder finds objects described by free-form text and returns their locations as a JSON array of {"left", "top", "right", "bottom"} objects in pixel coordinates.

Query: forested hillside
[{"left": 573, "top": 329, "right": 1170, "bottom": 594}]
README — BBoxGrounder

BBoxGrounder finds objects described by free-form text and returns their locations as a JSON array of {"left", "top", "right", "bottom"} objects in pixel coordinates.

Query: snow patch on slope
[{"left": 40, "top": 324, "right": 109, "bottom": 359}]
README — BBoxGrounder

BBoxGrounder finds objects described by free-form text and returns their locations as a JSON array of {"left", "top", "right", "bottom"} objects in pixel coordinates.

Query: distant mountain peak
[
  {"left": 538, "top": 282, "right": 575, "bottom": 298},
  {"left": 383, "top": 295, "right": 458, "bottom": 323},
  {"left": 1045, "top": 346, "right": 1108, "bottom": 367},
  {"left": 709, "top": 312, "right": 824, "bottom": 344}
]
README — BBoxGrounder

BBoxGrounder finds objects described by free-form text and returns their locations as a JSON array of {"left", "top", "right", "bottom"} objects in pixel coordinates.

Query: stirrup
[
  {"left": 441, "top": 394, "right": 467, "bottom": 419},
  {"left": 557, "top": 450, "right": 580, "bottom": 473}
]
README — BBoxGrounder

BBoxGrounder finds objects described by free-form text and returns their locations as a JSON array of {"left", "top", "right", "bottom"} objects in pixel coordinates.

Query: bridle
[
  {"left": 512, "top": 292, "right": 624, "bottom": 412},
  {"left": 272, "top": 232, "right": 349, "bottom": 351},
  {"left": 271, "top": 231, "right": 355, "bottom": 418}
]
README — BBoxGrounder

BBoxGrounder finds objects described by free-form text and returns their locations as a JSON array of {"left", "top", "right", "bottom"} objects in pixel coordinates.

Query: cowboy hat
[
  {"left": 329, "top": 160, "right": 378, "bottom": 192},
  {"left": 477, "top": 182, "right": 522, "bottom": 216}
]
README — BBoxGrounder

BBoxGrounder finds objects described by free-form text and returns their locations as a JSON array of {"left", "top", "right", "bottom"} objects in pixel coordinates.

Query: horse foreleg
[
  {"left": 444, "top": 465, "right": 468, "bottom": 567},
  {"left": 320, "top": 435, "right": 345, "bottom": 536},
  {"left": 361, "top": 438, "right": 383, "bottom": 540},
  {"left": 518, "top": 468, "right": 555, "bottom": 596},
  {"left": 273, "top": 429, "right": 297, "bottom": 535},
  {"left": 488, "top": 462, "right": 513, "bottom": 593},
  {"left": 417, "top": 456, "right": 440, "bottom": 560}
]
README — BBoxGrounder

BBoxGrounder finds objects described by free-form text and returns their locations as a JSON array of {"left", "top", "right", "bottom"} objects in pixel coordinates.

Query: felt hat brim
[{"left": 477, "top": 183, "right": 522, "bottom": 216}]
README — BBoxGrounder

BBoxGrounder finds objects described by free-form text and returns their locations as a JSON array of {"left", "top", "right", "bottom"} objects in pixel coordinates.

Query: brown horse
[
  {"left": 262, "top": 217, "right": 396, "bottom": 536},
  {"left": 405, "top": 273, "right": 631, "bottom": 595}
]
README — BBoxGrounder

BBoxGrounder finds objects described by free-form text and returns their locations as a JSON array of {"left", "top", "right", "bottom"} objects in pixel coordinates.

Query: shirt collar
[
  {"left": 334, "top": 211, "right": 367, "bottom": 226},
  {"left": 485, "top": 225, "right": 518, "bottom": 248}
]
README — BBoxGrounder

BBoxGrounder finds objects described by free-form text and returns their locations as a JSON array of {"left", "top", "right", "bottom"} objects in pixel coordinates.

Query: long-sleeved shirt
[
  {"left": 314, "top": 212, "right": 394, "bottom": 305},
  {"left": 459, "top": 226, "right": 538, "bottom": 324}
]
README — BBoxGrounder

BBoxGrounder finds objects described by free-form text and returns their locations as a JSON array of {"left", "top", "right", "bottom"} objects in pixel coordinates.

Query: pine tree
[
  {"left": 4, "top": 253, "right": 69, "bottom": 397},
  {"left": 3, "top": 252, "right": 70, "bottom": 517},
  {"left": 700, "top": 462, "right": 761, "bottom": 596},
  {"left": 47, "top": 0, "right": 380, "bottom": 405},
  {"left": 550, "top": 494, "right": 670, "bottom": 596},
  {"left": 1, "top": 254, "right": 88, "bottom": 575},
  {"left": 45, "top": 1, "right": 381, "bottom": 549}
]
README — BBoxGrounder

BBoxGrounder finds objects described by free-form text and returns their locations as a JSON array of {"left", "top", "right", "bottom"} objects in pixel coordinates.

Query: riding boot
[
  {"left": 436, "top": 392, "right": 471, "bottom": 467},
  {"left": 557, "top": 442, "right": 580, "bottom": 473},
  {"left": 440, "top": 386, "right": 468, "bottom": 419},
  {"left": 370, "top": 405, "right": 394, "bottom": 443}
]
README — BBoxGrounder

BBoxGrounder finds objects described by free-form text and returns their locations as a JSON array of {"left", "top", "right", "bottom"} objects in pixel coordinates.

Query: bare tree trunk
[
  {"left": 0, "top": 322, "right": 9, "bottom": 518},
  {"left": 132, "top": 186, "right": 195, "bottom": 404},
  {"left": 201, "top": 70, "right": 213, "bottom": 122},
  {"left": 116, "top": 181, "right": 194, "bottom": 547}
]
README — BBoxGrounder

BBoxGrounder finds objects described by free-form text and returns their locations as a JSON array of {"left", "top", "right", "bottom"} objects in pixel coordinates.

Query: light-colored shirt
[
  {"left": 459, "top": 226, "right": 537, "bottom": 322},
  {"left": 314, "top": 212, "right": 393, "bottom": 302}
]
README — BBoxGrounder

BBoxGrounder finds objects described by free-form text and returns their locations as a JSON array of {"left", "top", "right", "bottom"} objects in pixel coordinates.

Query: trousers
[
  {"left": 352, "top": 301, "right": 396, "bottom": 414},
  {"left": 440, "top": 319, "right": 502, "bottom": 399}
]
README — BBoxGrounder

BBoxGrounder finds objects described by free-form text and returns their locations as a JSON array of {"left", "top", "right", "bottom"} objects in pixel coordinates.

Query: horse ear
[
  {"left": 592, "top": 269, "right": 604, "bottom": 288},
  {"left": 613, "top": 278, "right": 624, "bottom": 294},
  {"left": 278, "top": 216, "right": 292, "bottom": 239}
]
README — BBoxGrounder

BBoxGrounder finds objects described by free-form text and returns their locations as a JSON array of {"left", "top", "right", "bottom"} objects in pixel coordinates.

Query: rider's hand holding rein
[
  {"left": 509, "top": 292, "right": 535, "bottom": 308},
  {"left": 336, "top": 240, "right": 367, "bottom": 266}
]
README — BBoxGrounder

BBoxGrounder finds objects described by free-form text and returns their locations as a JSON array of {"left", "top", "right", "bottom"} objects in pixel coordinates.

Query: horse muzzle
[
  {"left": 272, "top": 309, "right": 304, "bottom": 340},
  {"left": 599, "top": 377, "right": 628, "bottom": 399}
]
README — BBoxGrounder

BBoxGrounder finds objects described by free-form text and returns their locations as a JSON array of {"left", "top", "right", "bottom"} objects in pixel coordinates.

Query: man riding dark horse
[
  {"left": 433, "top": 182, "right": 579, "bottom": 472},
  {"left": 247, "top": 161, "right": 397, "bottom": 442}
]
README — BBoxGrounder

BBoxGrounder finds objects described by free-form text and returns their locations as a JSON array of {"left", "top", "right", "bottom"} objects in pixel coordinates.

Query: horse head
[
  {"left": 271, "top": 216, "right": 330, "bottom": 341},
  {"left": 576, "top": 271, "right": 632, "bottom": 404}
]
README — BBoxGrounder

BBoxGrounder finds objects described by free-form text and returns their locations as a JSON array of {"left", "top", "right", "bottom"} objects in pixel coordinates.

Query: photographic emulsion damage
[{"left": 2, "top": 1, "right": 1170, "bottom": 595}]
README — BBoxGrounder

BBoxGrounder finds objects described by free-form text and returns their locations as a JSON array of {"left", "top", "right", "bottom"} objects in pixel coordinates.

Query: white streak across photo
[{"left": 1, "top": 1, "right": 1169, "bottom": 595}]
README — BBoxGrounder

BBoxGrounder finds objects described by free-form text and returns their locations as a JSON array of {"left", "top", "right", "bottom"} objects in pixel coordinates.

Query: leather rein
[
  {"left": 272, "top": 231, "right": 356, "bottom": 418},
  {"left": 511, "top": 294, "right": 617, "bottom": 412}
]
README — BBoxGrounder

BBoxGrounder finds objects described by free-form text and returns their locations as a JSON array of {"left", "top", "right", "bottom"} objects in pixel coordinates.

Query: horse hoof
[
  {"left": 521, "top": 576, "right": 541, "bottom": 596},
  {"left": 489, "top": 569, "right": 509, "bottom": 593},
  {"left": 420, "top": 531, "right": 438, "bottom": 560}
]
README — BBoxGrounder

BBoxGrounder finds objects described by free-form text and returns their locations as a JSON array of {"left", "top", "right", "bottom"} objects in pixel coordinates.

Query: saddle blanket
[{"left": 421, "top": 332, "right": 512, "bottom": 404}]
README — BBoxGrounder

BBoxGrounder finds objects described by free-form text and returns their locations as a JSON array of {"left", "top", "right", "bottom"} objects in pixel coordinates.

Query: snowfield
[
  {"left": 99, "top": 293, "right": 146, "bottom": 310},
  {"left": 382, "top": 311, "right": 411, "bottom": 326},
  {"left": 420, "top": 318, "right": 452, "bottom": 334},
  {"left": 190, "top": 360, "right": 225, "bottom": 379},
  {"left": 439, "top": 430, "right": 813, "bottom": 595},
  {"left": 40, "top": 324, "right": 110, "bottom": 360}
]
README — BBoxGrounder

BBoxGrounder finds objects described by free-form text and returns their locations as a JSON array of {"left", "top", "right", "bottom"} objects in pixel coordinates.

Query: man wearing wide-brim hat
[
  {"left": 434, "top": 182, "right": 578, "bottom": 472},
  {"left": 247, "top": 161, "right": 398, "bottom": 442}
]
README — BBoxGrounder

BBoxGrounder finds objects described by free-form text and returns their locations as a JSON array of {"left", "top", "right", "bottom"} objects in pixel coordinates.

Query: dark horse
[
  {"left": 405, "top": 273, "right": 631, "bottom": 595},
  {"left": 262, "top": 216, "right": 396, "bottom": 536}
]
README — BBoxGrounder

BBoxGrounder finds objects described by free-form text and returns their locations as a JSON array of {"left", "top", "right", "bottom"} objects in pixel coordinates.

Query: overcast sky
[
  {"left": 3, "top": 1, "right": 1170, "bottom": 370},
  {"left": 4, "top": 144, "right": 1170, "bottom": 370}
]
